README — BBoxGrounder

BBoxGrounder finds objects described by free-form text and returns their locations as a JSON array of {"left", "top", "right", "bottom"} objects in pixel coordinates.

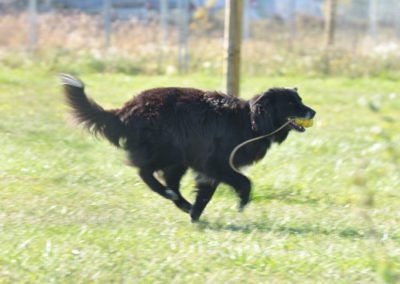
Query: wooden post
[
  {"left": 324, "top": 0, "right": 337, "bottom": 48},
  {"left": 103, "top": 0, "right": 112, "bottom": 49},
  {"left": 159, "top": 0, "right": 168, "bottom": 71},
  {"left": 224, "top": 0, "right": 243, "bottom": 97},
  {"left": 178, "top": 0, "right": 189, "bottom": 73},
  {"left": 28, "top": 0, "right": 37, "bottom": 51}
]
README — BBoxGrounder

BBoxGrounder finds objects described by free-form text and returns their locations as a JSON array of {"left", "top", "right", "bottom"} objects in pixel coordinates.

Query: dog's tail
[{"left": 60, "top": 74, "right": 125, "bottom": 147}]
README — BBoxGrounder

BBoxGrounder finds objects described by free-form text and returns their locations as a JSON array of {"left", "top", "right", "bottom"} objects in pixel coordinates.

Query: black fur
[{"left": 61, "top": 75, "right": 316, "bottom": 222}]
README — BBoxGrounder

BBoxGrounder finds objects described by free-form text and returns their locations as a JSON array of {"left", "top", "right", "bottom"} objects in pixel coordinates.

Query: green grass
[{"left": 0, "top": 66, "right": 399, "bottom": 283}]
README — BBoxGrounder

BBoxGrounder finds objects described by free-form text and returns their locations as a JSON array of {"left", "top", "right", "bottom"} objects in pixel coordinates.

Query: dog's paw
[{"left": 238, "top": 199, "right": 250, "bottom": 212}]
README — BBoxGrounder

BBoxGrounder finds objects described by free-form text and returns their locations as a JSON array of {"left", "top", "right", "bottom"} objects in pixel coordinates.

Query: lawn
[{"left": 0, "top": 67, "right": 399, "bottom": 283}]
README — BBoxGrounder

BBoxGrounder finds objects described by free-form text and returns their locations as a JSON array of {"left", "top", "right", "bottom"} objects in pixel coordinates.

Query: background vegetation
[{"left": 1, "top": 11, "right": 400, "bottom": 78}]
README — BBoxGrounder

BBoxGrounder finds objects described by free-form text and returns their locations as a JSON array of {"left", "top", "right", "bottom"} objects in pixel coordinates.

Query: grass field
[{"left": 0, "top": 66, "right": 399, "bottom": 283}]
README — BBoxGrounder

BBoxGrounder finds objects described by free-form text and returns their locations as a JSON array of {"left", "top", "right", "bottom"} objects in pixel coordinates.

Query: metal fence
[{"left": 1, "top": 0, "right": 399, "bottom": 74}]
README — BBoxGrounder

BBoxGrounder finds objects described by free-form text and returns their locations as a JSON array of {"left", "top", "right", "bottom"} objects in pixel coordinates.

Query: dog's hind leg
[
  {"left": 190, "top": 174, "right": 219, "bottom": 222},
  {"left": 139, "top": 168, "right": 180, "bottom": 201},
  {"left": 161, "top": 165, "right": 192, "bottom": 214}
]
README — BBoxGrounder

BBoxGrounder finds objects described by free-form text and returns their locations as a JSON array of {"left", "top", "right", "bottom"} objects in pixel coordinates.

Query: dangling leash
[{"left": 229, "top": 119, "right": 294, "bottom": 174}]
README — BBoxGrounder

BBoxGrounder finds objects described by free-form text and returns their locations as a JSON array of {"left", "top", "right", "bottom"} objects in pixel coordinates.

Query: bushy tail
[{"left": 60, "top": 74, "right": 125, "bottom": 147}]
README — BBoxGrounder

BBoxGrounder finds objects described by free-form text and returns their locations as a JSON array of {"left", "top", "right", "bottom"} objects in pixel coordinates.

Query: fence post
[
  {"left": 103, "top": 0, "right": 112, "bottom": 49},
  {"left": 289, "top": 0, "right": 297, "bottom": 45},
  {"left": 397, "top": 1, "right": 400, "bottom": 38},
  {"left": 160, "top": 0, "right": 168, "bottom": 47},
  {"left": 243, "top": 0, "right": 251, "bottom": 40},
  {"left": 224, "top": 0, "right": 243, "bottom": 97},
  {"left": 28, "top": 0, "right": 37, "bottom": 51},
  {"left": 324, "top": 0, "right": 337, "bottom": 48},
  {"left": 178, "top": 0, "right": 189, "bottom": 73},
  {"left": 368, "top": 0, "right": 378, "bottom": 39},
  {"left": 159, "top": 0, "right": 168, "bottom": 71}
]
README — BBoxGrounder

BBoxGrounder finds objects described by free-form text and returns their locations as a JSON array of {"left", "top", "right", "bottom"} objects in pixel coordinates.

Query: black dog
[{"left": 61, "top": 74, "right": 315, "bottom": 222}]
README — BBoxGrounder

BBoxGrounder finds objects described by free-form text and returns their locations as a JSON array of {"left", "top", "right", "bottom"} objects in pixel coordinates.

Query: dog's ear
[{"left": 250, "top": 94, "right": 274, "bottom": 134}]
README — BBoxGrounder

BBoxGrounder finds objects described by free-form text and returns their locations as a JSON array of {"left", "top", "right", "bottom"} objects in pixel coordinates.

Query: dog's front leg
[{"left": 220, "top": 170, "right": 252, "bottom": 211}]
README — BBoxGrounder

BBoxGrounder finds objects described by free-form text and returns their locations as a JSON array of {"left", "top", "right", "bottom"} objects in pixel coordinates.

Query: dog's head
[{"left": 250, "top": 87, "right": 316, "bottom": 134}]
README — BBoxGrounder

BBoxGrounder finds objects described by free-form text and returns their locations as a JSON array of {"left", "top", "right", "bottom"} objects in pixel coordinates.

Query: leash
[{"left": 229, "top": 119, "right": 294, "bottom": 174}]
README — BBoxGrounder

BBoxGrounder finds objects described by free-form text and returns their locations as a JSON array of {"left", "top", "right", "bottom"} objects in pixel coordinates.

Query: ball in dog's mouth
[{"left": 288, "top": 117, "right": 313, "bottom": 132}]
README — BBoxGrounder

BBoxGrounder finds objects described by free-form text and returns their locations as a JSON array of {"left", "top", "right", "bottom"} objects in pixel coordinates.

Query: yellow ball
[{"left": 294, "top": 118, "right": 313, "bottom": 128}]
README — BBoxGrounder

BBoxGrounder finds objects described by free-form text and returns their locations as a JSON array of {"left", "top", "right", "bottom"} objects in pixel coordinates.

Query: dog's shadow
[
  {"left": 194, "top": 219, "right": 367, "bottom": 240},
  {"left": 251, "top": 189, "right": 321, "bottom": 206}
]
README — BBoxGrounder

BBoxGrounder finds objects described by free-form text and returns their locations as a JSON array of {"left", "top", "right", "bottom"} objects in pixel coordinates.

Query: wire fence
[{"left": 1, "top": 0, "right": 399, "bottom": 76}]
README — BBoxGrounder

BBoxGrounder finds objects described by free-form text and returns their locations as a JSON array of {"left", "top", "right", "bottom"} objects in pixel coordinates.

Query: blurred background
[
  {"left": 1, "top": 0, "right": 400, "bottom": 78},
  {"left": 1, "top": 2, "right": 400, "bottom": 282}
]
